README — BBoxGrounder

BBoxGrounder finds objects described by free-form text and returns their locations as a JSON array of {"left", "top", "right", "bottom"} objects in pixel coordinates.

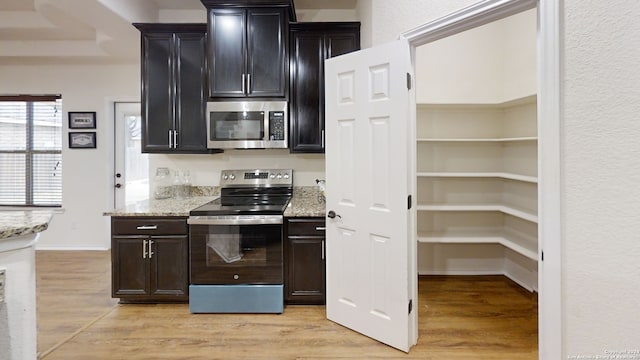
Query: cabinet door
[
  {"left": 285, "top": 218, "right": 326, "bottom": 304},
  {"left": 142, "top": 33, "right": 174, "bottom": 152},
  {"left": 289, "top": 32, "right": 324, "bottom": 153},
  {"left": 208, "top": 8, "right": 246, "bottom": 98},
  {"left": 326, "top": 32, "right": 360, "bottom": 59},
  {"left": 112, "top": 236, "right": 149, "bottom": 297},
  {"left": 175, "top": 32, "right": 208, "bottom": 152},
  {"left": 246, "top": 8, "right": 288, "bottom": 98},
  {"left": 288, "top": 24, "right": 360, "bottom": 153},
  {"left": 149, "top": 236, "right": 189, "bottom": 299}
]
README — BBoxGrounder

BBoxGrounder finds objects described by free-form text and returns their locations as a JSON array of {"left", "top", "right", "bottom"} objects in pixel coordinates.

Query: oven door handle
[{"left": 188, "top": 215, "right": 283, "bottom": 225}]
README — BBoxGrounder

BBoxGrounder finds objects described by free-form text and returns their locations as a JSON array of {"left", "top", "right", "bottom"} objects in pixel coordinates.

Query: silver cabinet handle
[
  {"left": 247, "top": 73, "right": 251, "bottom": 94},
  {"left": 148, "top": 240, "right": 154, "bottom": 259},
  {"left": 136, "top": 225, "right": 158, "bottom": 230},
  {"left": 321, "top": 240, "right": 325, "bottom": 260},
  {"left": 168, "top": 130, "right": 173, "bottom": 148},
  {"left": 173, "top": 130, "right": 178, "bottom": 148},
  {"left": 321, "top": 130, "right": 325, "bottom": 148},
  {"left": 142, "top": 240, "right": 148, "bottom": 259},
  {"left": 242, "top": 74, "right": 246, "bottom": 94},
  {"left": 316, "top": 226, "right": 326, "bottom": 231}
]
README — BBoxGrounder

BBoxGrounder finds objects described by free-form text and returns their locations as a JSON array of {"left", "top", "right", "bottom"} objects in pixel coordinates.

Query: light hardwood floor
[{"left": 36, "top": 251, "right": 537, "bottom": 359}]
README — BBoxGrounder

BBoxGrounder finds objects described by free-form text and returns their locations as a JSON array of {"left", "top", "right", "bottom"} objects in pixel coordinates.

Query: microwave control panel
[{"left": 269, "top": 111, "right": 286, "bottom": 141}]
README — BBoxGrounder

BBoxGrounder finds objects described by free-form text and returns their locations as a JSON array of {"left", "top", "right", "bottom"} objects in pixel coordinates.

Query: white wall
[
  {"left": 0, "top": 64, "right": 140, "bottom": 249},
  {"left": 563, "top": 0, "right": 640, "bottom": 356},
  {"left": 415, "top": 9, "right": 536, "bottom": 104},
  {"left": 149, "top": 151, "right": 324, "bottom": 189},
  {"left": 358, "top": 0, "right": 478, "bottom": 49}
]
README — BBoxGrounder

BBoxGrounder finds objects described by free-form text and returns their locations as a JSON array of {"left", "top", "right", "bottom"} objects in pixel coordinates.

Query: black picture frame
[
  {"left": 68, "top": 112, "right": 96, "bottom": 129},
  {"left": 69, "top": 132, "right": 97, "bottom": 149}
]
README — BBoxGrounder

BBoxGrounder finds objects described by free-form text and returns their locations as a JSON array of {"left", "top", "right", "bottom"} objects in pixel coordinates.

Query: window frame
[{"left": 0, "top": 94, "right": 63, "bottom": 207}]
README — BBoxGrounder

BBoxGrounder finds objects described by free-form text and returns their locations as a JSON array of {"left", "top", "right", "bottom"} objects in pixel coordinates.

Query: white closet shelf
[
  {"left": 416, "top": 204, "right": 538, "bottom": 223},
  {"left": 417, "top": 229, "right": 538, "bottom": 260},
  {"left": 416, "top": 172, "right": 538, "bottom": 183},
  {"left": 417, "top": 137, "right": 537, "bottom": 142},
  {"left": 416, "top": 94, "right": 537, "bottom": 109}
]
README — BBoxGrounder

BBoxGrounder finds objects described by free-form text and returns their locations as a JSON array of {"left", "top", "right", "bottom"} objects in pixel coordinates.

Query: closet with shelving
[{"left": 414, "top": 9, "right": 538, "bottom": 290}]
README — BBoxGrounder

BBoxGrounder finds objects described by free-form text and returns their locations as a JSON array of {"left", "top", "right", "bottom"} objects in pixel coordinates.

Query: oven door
[{"left": 189, "top": 215, "right": 283, "bottom": 285}]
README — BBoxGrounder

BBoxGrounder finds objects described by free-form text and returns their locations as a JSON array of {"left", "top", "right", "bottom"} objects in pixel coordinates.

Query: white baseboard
[
  {"left": 35, "top": 246, "right": 110, "bottom": 251},
  {"left": 418, "top": 270, "right": 502, "bottom": 276}
]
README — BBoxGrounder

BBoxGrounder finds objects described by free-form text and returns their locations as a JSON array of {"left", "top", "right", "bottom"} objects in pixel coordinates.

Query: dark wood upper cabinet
[
  {"left": 205, "top": 6, "right": 289, "bottom": 99},
  {"left": 134, "top": 23, "right": 215, "bottom": 154},
  {"left": 289, "top": 22, "right": 360, "bottom": 153}
]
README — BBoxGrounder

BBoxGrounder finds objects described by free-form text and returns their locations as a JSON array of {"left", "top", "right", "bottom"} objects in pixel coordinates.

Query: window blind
[{"left": 0, "top": 95, "right": 62, "bottom": 206}]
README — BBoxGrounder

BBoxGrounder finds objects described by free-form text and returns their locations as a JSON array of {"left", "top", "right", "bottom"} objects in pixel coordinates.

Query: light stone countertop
[
  {"left": 102, "top": 186, "right": 326, "bottom": 218},
  {"left": 103, "top": 196, "right": 218, "bottom": 217},
  {"left": 284, "top": 187, "right": 326, "bottom": 218},
  {"left": 0, "top": 210, "right": 54, "bottom": 240}
]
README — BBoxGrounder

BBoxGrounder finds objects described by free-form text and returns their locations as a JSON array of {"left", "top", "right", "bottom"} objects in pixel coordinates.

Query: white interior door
[
  {"left": 114, "top": 102, "right": 148, "bottom": 208},
  {"left": 324, "top": 39, "right": 416, "bottom": 352}
]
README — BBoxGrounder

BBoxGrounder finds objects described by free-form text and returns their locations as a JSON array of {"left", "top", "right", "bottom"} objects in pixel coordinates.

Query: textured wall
[
  {"left": 369, "top": 0, "right": 478, "bottom": 45},
  {"left": 563, "top": 0, "right": 640, "bottom": 356}
]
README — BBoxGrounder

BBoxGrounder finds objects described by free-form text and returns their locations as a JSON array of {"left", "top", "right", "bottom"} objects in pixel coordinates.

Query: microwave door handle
[
  {"left": 241, "top": 74, "right": 246, "bottom": 95},
  {"left": 247, "top": 74, "right": 251, "bottom": 94}
]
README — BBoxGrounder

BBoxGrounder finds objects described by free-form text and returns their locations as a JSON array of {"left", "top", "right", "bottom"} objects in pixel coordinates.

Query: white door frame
[{"left": 400, "top": 0, "right": 562, "bottom": 358}]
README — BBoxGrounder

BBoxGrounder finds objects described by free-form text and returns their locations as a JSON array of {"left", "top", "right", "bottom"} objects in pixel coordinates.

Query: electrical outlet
[{"left": 0, "top": 269, "right": 5, "bottom": 303}]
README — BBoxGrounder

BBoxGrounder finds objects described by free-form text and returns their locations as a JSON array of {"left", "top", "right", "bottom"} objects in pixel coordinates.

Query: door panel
[
  {"left": 112, "top": 237, "right": 148, "bottom": 296},
  {"left": 324, "top": 39, "right": 415, "bottom": 352},
  {"left": 143, "top": 33, "right": 173, "bottom": 151},
  {"left": 209, "top": 8, "right": 245, "bottom": 97},
  {"left": 175, "top": 32, "right": 208, "bottom": 151},
  {"left": 150, "top": 236, "right": 188, "bottom": 296},
  {"left": 246, "top": 8, "right": 287, "bottom": 97}
]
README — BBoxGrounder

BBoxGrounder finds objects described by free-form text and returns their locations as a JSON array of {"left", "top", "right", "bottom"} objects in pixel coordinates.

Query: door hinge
[
  {"left": 407, "top": 195, "right": 412, "bottom": 210},
  {"left": 408, "top": 299, "right": 413, "bottom": 315},
  {"left": 406, "top": 73, "right": 412, "bottom": 90}
]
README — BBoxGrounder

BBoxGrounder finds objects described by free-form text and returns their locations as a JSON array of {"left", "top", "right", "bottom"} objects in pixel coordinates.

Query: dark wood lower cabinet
[
  {"left": 111, "top": 217, "right": 188, "bottom": 303},
  {"left": 284, "top": 217, "right": 326, "bottom": 304}
]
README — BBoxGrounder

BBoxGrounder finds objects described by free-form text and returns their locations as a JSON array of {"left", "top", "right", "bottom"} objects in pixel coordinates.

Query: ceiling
[{"left": 0, "top": 0, "right": 357, "bottom": 66}]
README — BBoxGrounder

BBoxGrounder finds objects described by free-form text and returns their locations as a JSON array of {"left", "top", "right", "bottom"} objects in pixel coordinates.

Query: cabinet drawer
[
  {"left": 286, "top": 218, "right": 326, "bottom": 236},
  {"left": 112, "top": 217, "right": 188, "bottom": 235}
]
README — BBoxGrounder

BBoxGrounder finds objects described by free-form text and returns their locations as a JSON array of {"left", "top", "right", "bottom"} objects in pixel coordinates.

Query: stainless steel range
[{"left": 187, "top": 169, "right": 292, "bottom": 313}]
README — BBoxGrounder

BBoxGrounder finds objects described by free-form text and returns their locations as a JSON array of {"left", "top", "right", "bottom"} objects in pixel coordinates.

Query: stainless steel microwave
[{"left": 206, "top": 101, "right": 288, "bottom": 149}]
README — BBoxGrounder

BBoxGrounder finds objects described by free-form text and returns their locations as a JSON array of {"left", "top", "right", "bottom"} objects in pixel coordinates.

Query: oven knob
[
  {"left": 223, "top": 174, "right": 228, "bottom": 180},
  {"left": 276, "top": 173, "right": 282, "bottom": 179},
  {"left": 229, "top": 174, "right": 236, "bottom": 180},
  {"left": 270, "top": 173, "right": 276, "bottom": 179},
  {"left": 283, "top": 173, "right": 290, "bottom": 179},
  {"left": 233, "top": 274, "right": 239, "bottom": 280}
]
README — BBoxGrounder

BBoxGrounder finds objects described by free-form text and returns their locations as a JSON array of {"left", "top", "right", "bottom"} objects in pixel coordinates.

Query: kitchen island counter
[{"left": 0, "top": 209, "right": 53, "bottom": 240}]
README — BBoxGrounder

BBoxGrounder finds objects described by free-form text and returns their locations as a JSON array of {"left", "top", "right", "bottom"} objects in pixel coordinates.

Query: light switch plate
[{"left": 0, "top": 269, "right": 5, "bottom": 303}]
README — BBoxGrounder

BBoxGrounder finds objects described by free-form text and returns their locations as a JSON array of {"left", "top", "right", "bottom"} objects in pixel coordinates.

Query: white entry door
[
  {"left": 114, "top": 102, "right": 148, "bottom": 208},
  {"left": 324, "top": 39, "right": 416, "bottom": 352}
]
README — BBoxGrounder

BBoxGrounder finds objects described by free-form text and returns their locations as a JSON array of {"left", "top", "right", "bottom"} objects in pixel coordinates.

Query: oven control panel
[{"left": 220, "top": 169, "right": 293, "bottom": 187}]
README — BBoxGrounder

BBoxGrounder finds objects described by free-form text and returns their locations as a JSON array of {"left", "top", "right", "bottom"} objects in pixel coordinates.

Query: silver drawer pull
[
  {"left": 315, "top": 226, "right": 326, "bottom": 231},
  {"left": 136, "top": 225, "right": 158, "bottom": 230}
]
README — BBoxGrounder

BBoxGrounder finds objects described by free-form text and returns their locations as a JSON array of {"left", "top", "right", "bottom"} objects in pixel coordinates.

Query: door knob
[{"left": 327, "top": 210, "right": 341, "bottom": 219}]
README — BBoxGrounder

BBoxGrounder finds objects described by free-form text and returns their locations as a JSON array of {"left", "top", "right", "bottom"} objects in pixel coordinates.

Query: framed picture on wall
[
  {"left": 68, "top": 112, "right": 96, "bottom": 129},
  {"left": 69, "top": 132, "right": 96, "bottom": 149}
]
